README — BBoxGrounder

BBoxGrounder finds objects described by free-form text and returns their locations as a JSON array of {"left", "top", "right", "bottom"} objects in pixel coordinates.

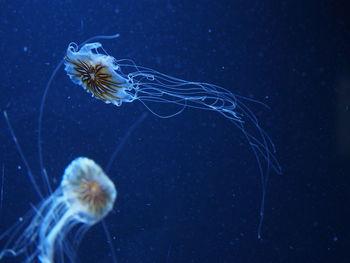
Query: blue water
[{"left": 0, "top": 1, "right": 348, "bottom": 262}]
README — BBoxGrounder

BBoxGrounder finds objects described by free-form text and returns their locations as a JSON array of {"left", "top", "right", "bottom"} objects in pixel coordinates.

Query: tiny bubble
[
  {"left": 17, "top": 165, "right": 22, "bottom": 170},
  {"left": 23, "top": 46, "right": 28, "bottom": 52}
]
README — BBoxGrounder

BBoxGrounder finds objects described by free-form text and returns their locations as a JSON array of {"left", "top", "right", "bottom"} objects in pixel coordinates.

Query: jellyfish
[
  {"left": 0, "top": 157, "right": 116, "bottom": 263},
  {"left": 1, "top": 109, "right": 147, "bottom": 262},
  {"left": 63, "top": 40, "right": 281, "bottom": 171}
]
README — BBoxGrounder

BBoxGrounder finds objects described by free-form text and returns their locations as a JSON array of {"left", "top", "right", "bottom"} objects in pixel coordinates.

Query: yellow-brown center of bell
[
  {"left": 88, "top": 181, "right": 101, "bottom": 196},
  {"left": 79, "top": 180, "right": 109, "bottom": 214},
  {"left": 65, "top": 56, "right": 124, "bottom": 101}
]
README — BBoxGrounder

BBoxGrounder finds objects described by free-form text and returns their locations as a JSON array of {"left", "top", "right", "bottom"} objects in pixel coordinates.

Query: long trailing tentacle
[
  {"left": 105, "top": 112, "right": 148, "bottom": 173},
  {"left": 116, "top": 61, "right": 281, "bottom": 173},
  {"left": 115, "top": 60, "right": 281, "bottom": 238},
  {"left": 3, "top": 111, "right": 43, "bottom": 199}
]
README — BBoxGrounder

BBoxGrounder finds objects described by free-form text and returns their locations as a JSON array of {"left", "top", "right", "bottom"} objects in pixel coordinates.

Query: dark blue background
[{"left": 0, "top": 1, "right": 349, "bottom": 262}]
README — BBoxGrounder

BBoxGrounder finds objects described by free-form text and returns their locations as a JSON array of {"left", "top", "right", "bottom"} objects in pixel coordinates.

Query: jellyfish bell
[
  {"left": 62, "top": 157, "right": 117, "bottom": 224},
  {"left": 0, "top": 157, "right": 117, "bottom": 263},
  {"left": 64, "top": 42, "right": 133, "bottom": 106}
]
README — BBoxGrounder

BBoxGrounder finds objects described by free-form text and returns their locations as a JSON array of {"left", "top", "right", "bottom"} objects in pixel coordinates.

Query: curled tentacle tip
[{"left": 112, "top": 33, "right": 120, "bottom": 38}]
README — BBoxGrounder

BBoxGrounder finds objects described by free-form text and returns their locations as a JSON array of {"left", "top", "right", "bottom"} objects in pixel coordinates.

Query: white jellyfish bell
[{"left": 0, "top": 157, "right": 116, "bottom": 263}]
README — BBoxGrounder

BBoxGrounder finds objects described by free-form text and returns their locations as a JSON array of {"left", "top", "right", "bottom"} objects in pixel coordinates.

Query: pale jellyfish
[
  {"left": 0, "top": 157, "right": 116, "bottom": 263},
  {"left": 1, "top": 108, "right": 147, "bottom": 262}
]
